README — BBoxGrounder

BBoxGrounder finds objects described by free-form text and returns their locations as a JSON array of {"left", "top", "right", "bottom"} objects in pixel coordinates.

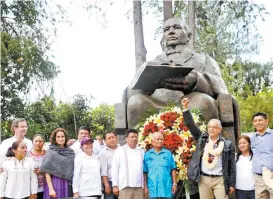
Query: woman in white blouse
[
  {"left": 235, "top": 135, "right": 255, "bottom": 199},
  {"left": 73, "top": 137, "right": 102, "bottom": 199},
  {"left": 0, "top": 141, "right": 38, "bottom": 199}
]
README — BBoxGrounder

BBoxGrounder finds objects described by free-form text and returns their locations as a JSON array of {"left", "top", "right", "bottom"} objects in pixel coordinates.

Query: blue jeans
[
  {"left": 104, "top": 180, "right": 118, "bottom": 199},
  {"left": 236, "top": 189, "right": 255, "bottom": 199}
]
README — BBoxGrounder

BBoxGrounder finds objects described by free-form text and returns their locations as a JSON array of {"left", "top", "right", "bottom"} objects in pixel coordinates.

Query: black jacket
[{"left": 183, "top": 110, "right": 236, "bottom": 195}]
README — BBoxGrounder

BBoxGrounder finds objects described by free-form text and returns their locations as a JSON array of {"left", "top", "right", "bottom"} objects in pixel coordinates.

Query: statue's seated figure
[{"left": 115, "top": 18, "right": 239, "bottom": 146}]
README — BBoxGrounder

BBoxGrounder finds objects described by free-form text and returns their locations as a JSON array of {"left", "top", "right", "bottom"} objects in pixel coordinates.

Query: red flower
[
  {"left": 183, "top": 126, "right": 189, "bottom": 132},
  {"left": 143, "top": 121, "right": 158, "bottom": 136},
  {"left": 163, "top": 132, "right": 183, "bottom": 152}
]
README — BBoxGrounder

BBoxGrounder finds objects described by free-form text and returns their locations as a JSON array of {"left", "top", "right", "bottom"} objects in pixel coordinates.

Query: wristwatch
[{"left": 172, "top": 183, "right": 177, "bottom": 186}]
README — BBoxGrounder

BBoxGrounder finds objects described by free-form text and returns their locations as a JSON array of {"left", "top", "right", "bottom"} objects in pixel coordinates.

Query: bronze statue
[{"left": 115, "top": 18, "right": 239, "bottom": 148}]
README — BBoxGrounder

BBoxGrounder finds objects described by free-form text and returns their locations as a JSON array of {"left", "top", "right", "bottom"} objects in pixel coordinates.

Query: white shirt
[
  {"left": 70, "top": 140, "right": 83, "bottom": 155},
  {"left": 73, "top": 152, "right": 102, "bottom": 196},
  {"left": 98, "top": 146, "right": 118, "bottom": 181},
  {"left": 235, "top": 155, "right": 255, "bottom": 190},
  {"left": 0, "top": 136, "right": 32, "bottom": 167},
  {"left": 70, "top": 140, "right": 104, "bottom": 155},
  {"left": 201, "top": 137, "right": 223, "bottom": 176},
  {"left": 0, "top": 157, "right": 38, "bottom": 198},
  {"left": 111, "top": 144, "right": 144, "bottom": 190}
]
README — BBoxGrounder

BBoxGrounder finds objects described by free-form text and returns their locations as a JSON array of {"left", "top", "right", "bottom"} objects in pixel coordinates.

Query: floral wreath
[{"left": 138, "top": 106, "right": 206, "bottom": 181}]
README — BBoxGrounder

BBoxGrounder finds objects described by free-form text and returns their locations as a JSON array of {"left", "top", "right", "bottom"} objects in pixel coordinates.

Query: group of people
[
  {"left": 181, "top": 98, "right": 273, "bottom": 199},
  {"left": 0, "top": 98, "right": 272, "bottom": 199}
]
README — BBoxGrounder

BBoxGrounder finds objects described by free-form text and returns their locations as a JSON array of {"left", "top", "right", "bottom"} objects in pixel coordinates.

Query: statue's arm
[{"left": 198, "top": 56, "right": 229, "bottom": 96}]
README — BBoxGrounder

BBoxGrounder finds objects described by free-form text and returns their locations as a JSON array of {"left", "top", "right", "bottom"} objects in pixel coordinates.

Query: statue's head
[{"left": 163, "top": 18, "right": 191, "bottom": 47}]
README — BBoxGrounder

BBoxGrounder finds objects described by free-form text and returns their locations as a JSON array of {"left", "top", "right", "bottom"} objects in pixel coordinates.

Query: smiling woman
[
  {"left": 235, "top": 135, "right": 255, "bottom": 199},
  {"left": 40, "top": 128, "right": 75, "bottom": 199},
  {"left": 0, "top": 141, "right": 38, "bottom": 199},
  {"left": 72, "top": 138, "right": 102, "bottom": 198}
]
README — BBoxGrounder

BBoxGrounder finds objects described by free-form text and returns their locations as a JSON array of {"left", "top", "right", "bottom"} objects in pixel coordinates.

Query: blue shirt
[
  {"left": 251, "top": 128, "right": 273, "bottom": 174},
  {"left": 143, "top": 148, "right": 176, "bottom": 198}
]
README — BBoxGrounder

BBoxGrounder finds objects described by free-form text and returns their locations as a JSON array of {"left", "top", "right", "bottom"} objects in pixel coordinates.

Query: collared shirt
[
  {"left": 143, "top": 148, "right": 176, "bottom": 198},
  {"left": 111, "top": 144, "right": 144, "bottom": 190},
  {"left": 72, "top": 152, "right": 102, "bottom": 196},
  {"left": 201, "top": 136, "right": 223, "bottom": 176},
  {"left": 0, "top": 136, "right": 32, "bottom": 167},
  {"left": 98, "top": 145, "right": 118, "bottom": 181},
  {"left": 0, "top": 157, "right": 38, "bottom": 198},
  {"left": 70, "top": 139, "right": 105, "bottom": 155},
  {"left": 251, "top": 128, "right": 273, "bottom": 174}
]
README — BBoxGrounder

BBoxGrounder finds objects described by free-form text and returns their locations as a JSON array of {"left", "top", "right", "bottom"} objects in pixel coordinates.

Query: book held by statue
[{"left": 130, "top": 62, "right": 194, "bottom": 92}]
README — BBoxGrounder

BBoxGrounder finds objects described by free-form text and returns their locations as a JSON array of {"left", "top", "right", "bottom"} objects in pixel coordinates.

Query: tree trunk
[
  {"left": 133, "top": 0, "right": 147, "bottom": 71},
  {"left": 163, "top": 0, "right": 173, "bottom": 22},
  {"left": 188, "top": 0, "right": 196, "bottom": 51}
]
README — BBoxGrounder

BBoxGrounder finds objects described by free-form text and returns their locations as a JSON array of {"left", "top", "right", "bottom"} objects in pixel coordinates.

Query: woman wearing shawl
[{"left": 40, "top": 128, "right": 75, "bottom": 199}]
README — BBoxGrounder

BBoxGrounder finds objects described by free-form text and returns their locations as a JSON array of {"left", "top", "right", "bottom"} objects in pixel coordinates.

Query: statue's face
[{"left": 163, "top": 18, "right": 189, "bottom": 46}]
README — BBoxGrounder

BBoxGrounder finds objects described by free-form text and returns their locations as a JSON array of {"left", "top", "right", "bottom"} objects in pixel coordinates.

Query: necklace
[{"left": 202, "top": 140, "right": 224, "bottom": 169}]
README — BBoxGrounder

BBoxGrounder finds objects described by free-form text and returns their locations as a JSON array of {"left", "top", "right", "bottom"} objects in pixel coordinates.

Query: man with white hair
[
  {"left": 143, "top": 131, "right": 177, "bottom": 199},
  {"left": 0, "top": 118, "right": 32, "bottom": 167},
  {"left": 182, "top": 98, "right": 236, "bottom": 199}
]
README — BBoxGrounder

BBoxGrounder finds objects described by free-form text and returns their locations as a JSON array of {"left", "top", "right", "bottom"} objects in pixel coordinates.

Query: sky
[{"left": 32, "top": 0, "right": 273, "bottom": 107}]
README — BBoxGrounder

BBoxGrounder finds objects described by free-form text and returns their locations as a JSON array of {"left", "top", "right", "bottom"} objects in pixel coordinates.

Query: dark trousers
[
  {"left": 236, "top": 189, "right": 255, "bottom": 199},
  {"left": 103, "top": 180, "right": 118, "bottom": 199},
  {"left": 37, "top": 191, "right": 44, "bottom": 199}
]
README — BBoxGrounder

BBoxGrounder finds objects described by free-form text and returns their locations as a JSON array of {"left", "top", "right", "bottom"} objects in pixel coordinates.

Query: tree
[
  {"left": 195, "top": 1, "right": 267, "bottom": 62},
  {"left": 163, "top": 0, "right": 173, "bottom": 22},
  {"left": 188, "top": 0, "right": 196, "bottom": 51},
  {"left": 0, "top": 94, "right": 115, "bottom": 141},
  {"left": 1, "top": 32, "right": 58, "bottom": 120},
  {"left": 90, "top": 103, "right": 115, "bottom": 135},
  {"left": 133, "top": 0, "right": 147, "bottom": 71},
  {"left": 221, "top": 61, "right": 273, "bottom": 97},
  {"left": 1, "top": 0, "right": 66, "bottom": 121},
  {"left": 237, "top": 88, "right": 273, "bottom": 132},
  {"left": 25, "top": 97, "right": 59, "bottom": 140}
]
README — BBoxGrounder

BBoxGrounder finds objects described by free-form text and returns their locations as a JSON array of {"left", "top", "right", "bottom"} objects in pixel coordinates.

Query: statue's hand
[{"left": 159, "top": 70, "right": 197, "bottom": 92}]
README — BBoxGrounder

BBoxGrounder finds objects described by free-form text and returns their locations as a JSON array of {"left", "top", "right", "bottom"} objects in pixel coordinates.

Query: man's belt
[
  {"left": 255, "top": 173, "right": 262, "bottom": 176},
  {"left": 201, "top": 171, "right": 223, "bottom": 177}
]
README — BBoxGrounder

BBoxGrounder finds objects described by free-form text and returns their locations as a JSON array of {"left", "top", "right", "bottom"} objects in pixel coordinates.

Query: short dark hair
[
  {"left": 78, "top": 126, "right": 91, "bottom": 135},
  {"left": 50, "top": 128, "right": 69, "bottom": 147},
  {"left": 252, "top": 112, "right": 268, "bottom": 120},
  {"left": 125, "top": 128, "right": 138, "bottom": 137},
  {"left": 103, "top": 130, "right": 117, "bottom": 139}
]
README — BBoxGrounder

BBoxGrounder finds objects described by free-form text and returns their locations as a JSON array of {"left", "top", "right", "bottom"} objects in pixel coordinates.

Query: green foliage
[
  {"left": 0, "top": 95, "right": 115, "bottom": 141},
  {"left": 220, "top": 61, "right": 273, "bottom": 96},
  {"left": 194, "top": 1, "right": 267, "bottom": 61},
  {"left": 1, "top": 32, "right": 59, "bottom": 120},
  {"left": 90, "top": 103, "right": 115, "bottom": 136},
  {"left": 236, "top": 88, "right": 273, "bottom": 132},
  {"left": 25, "top": 97, "right": 59, "bottom": 140},
  {"left": 1, "top": 0, "right": 66, "bottom": 121}
]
